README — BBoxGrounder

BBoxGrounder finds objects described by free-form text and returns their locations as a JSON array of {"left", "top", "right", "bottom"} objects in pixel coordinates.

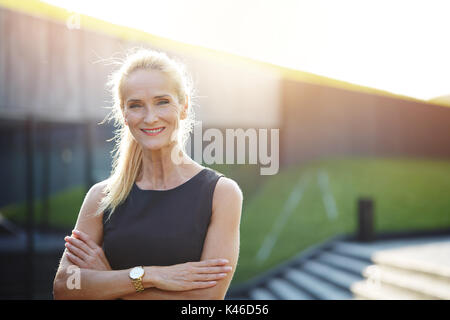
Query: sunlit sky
[{"left": 42, "top": 0, "right": 450, "bottom": 101}]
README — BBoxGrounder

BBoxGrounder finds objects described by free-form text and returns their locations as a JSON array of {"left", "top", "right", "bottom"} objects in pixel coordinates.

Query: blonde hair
[{"left": 96, "top": 48, "right": 196, "bottom": 218}]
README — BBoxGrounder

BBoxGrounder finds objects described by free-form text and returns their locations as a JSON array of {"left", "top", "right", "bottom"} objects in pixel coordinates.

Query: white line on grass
[
  {"left": 317, "top": 170, "right": 338, "bottom": 220},
  {"left": 255, "top": 171, "right": 311, "bottom": 265}
]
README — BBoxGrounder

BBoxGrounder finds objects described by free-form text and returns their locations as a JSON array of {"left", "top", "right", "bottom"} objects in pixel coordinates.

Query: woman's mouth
[{"left": 141, "top": 127, "right": 165, "bottom": 136}]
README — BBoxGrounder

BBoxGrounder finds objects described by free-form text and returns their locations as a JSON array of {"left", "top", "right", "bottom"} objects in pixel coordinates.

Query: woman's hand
[
  {"left": 64, "top": 230, "right": 112, "bottom": 271},
  {"left": 147, "top": 259, "right": 232, "bottom": 291}
]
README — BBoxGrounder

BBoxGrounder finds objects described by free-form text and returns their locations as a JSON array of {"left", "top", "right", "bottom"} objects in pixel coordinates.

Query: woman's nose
[{"left": 143, "top": 107, "right": 158, "bottom": 123}]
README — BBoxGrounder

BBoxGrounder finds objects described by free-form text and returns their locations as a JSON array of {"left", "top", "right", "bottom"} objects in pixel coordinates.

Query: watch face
[{"left": 130, "top": 266, "right": 144, "bottom": 279}]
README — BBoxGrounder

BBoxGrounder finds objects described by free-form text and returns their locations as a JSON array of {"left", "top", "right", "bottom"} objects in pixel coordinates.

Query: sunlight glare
[{"left": 41, "top": 0, "right": 450, "bottom": 101}]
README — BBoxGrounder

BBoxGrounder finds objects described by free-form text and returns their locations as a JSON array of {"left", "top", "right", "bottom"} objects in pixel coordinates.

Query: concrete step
[
  {"left": 302, "top": 260, "right": 363, "bottom": 289},
  {"left": 266, "top": 278, "right": 313, "bottom": 300},
  {"left": 248, "top": 287, "right": 278, "bottom": 300},
  {"left": 351, "top": 280, "right": 434, "bottom": 300},
  {"left": 316, "top": 251, "right": 371, "bottom": 275},
  {"left": 331, "top": 242, "right": 377, "bottom": 261},
  {"left": 225, "top": 294, "right": 248, "bottom": 300},
  {"left": 332, "top": 236, "right": 450, "bottom": 262},
  {"left": 284, "top": 268, "right": 353, "bottom": 300},
  {"left": 361, "top": 264, "right": 450, "bottom": 300},
  {"left": 372, "top": 242, "right": 450, "bottom": 279},
  {"left": 366, "top": 236, "right": 450, "bottom": 249}
]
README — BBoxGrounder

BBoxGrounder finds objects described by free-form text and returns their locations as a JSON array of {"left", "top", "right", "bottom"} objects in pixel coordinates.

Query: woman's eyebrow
[
  {"left": 126, "top": 99, "right": 143, "bottom": 104},
  {"left": 126, "top": 95, "right": 171, "bottom": 104},
  {"left": 153, "top": 95, "right": 171, "bottom": 99}
]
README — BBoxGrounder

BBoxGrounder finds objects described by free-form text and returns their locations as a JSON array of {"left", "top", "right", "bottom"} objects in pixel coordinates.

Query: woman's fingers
[
  {"left": 188, "top": 259, "right": 232, "bottom": 282},
  {"left": 187, "top": 260, "right": 232, "bottom": 285},
  {"left": 191, "top": 281, "right": 218, "bottom": 289},
  {"left": 194, "top": 266, "right": 233, "bottom": 274},
  {"left": 191, "top": 272, "right": 228, "bottom": 281},
  {"left": 194, "top": 259, "right": 229, "bottom": 267},
  {"left": 65, "top": 236, "right": 92, "bottom": 255},
  {"left": 73, "top": 231, "right": 110, "bottom": 266},
  {"left": 72, "top": 230, "right": 98, "bottom": 250},
  {"left": 65, "top": 242, "right": 88, "bottom": 260},
  {"left": 66, "top": 251, "right": 87, "bottom": 268},
  {"left": 152, "top": 259, "right": 232, "bottom": 291},
  {"left": 64, "top": 232, "right": 112, "bottom": 271},
  {"left": 191, "top": 259, "right": 232, "bottom": 275}
]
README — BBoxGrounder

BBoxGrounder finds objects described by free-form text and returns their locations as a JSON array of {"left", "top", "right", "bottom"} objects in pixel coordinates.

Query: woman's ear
[
  {"left": 180, "top": 95, "right": 189, "bottom": 120},
  {"left": 121, "top": 109, "right": 128, "bottom": 126},
  {"left": 180, "top": 104, "right": 188, "bottom": 120}
]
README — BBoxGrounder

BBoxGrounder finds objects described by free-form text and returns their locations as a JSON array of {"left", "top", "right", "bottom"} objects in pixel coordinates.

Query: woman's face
[{"left": 121, "top": 69, "right": 186, "bottom": 151}]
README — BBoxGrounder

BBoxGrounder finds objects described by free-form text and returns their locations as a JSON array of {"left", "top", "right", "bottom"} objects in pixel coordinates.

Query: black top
[{"left": 102, "top": 167, "right": 225, "bottom": 270}]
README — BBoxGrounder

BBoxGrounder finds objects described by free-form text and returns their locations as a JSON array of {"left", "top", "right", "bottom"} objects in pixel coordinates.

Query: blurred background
[{"left": 0, "top": 0, "right": 449, "bottom": 300}]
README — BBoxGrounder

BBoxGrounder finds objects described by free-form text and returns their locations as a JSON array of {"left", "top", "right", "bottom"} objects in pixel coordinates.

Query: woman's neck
[{"left": 137, "top": 143, "right": 201, "bottom": 190}]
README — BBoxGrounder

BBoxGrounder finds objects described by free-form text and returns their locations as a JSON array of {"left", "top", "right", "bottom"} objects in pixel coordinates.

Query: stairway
[
  {"left": 351, "top": 241, "right": 450, "bottom": 300},
  {"left": 227, "top": 233, "right": 450, "bottom": 300}
]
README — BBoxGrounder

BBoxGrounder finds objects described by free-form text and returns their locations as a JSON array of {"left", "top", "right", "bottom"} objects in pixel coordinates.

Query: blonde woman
[{"left": 53, "top": 49, "right": 243, "bottom": 300}]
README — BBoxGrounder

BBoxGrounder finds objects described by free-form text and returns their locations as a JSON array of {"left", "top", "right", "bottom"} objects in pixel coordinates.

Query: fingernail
[
  {"left": 72, "top": 230, "right": 80, "bottom": 235},
  {"left": 221, "top": 259, "right": 229, "bottom": 264}
]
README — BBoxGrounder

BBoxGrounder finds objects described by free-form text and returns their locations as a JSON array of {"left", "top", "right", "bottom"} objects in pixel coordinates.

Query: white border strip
[{"left": 317, "top": 170, "right": 338, "bottom": 220}]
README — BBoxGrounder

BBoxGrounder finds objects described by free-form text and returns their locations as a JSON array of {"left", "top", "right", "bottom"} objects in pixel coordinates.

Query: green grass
[
  {"left": 0, "top": 186, "right": 86, "bottom": 229},
  {"left": 2, "top": 156, "right": 450, "bottom": 286}
]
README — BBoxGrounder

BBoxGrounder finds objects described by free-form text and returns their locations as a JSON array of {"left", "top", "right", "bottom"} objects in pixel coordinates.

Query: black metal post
[
  {"left": 41, "top": 121, "right": 51, "bottom": 232},
  {"left": 357, "top": 197, "right": 374, "bottom": 242},
  {"left": 25, "top": 116, "right": 35, "bottom": 299}
]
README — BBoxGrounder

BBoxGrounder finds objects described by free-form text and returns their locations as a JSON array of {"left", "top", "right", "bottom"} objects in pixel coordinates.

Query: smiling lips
[{"left": 141, "top": 127, "right": 165, "bottom": 136}]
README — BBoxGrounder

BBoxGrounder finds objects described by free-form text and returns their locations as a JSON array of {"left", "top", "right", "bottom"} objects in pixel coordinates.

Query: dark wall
[
  {"left": 0, "top": 118, "right": 114, "bottom": 208},
  {"left": 280, "top": 79, "right": 450, "bottom": 166}
]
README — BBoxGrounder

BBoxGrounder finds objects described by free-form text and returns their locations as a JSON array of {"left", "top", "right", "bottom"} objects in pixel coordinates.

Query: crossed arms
[{"left": 53, "top": 177, "right": 242, "bottom": 300}]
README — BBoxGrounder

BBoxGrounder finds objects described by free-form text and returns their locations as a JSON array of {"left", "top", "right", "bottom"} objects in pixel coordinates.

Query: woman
[{"left": 53, "top": 49, "right": 243, "bottom": 300}]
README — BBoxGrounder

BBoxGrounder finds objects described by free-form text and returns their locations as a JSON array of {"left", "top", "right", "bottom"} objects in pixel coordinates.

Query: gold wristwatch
[{"left": 129, "top": 266, "right": 145, "bottom": 292}]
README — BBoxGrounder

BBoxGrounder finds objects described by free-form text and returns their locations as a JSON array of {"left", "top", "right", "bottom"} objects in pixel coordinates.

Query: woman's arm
[
  {"left": 64, "top": 229, "right": 233, "bottom": 299},
  {"left": 195, "top": 177, "right": 243, "bottom": 299},
  {"left": 120, "top": 176, "right": 243, "bottom": 300},
  {"left": 53, "top": 181, "right": 141, "bottom": 299}
]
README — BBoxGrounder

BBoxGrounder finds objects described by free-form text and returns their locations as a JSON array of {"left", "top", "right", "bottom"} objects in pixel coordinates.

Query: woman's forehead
[{"left": 122, "top": 69, "right": 176, "bottom": 100}]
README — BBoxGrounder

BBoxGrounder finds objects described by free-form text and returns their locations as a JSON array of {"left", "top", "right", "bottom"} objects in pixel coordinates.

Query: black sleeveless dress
[{"left": 102, "top": 167, "right": 225, "bottom": 270}]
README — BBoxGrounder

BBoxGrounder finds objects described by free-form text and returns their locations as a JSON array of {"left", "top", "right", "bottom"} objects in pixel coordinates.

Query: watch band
[{"left": 131, "top": 278, "right": 145, "bottom": 293}]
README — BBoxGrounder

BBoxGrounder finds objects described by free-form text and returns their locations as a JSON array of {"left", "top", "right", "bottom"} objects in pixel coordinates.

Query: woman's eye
[
  {"left": 129, "top": 104, "right": 142, "bottom": 108},
  {"left": 157, "top": 100, "right": 169, "bottom": 105}
]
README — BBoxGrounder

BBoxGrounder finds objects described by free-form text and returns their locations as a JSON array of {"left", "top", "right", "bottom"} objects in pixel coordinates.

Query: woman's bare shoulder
[
  {"left": 82, "top": 179, "right": 109, "bottom": 205},
  {"left": 215, "top": 176, "right": 242, "bottom": 195},
  {"left": 78, "top": 179, "right": 109, "bottom": 219},
  {"left": 89, "top": 179, "right": 109, "bottom": 196},
  {"left": 212, "top": 177, "right": 243, "bottom": 215}
]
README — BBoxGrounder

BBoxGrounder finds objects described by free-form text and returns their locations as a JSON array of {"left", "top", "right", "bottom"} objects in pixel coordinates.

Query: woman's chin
[{"left": 140, "top": 139, "right": 173, "bottom": 151}]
